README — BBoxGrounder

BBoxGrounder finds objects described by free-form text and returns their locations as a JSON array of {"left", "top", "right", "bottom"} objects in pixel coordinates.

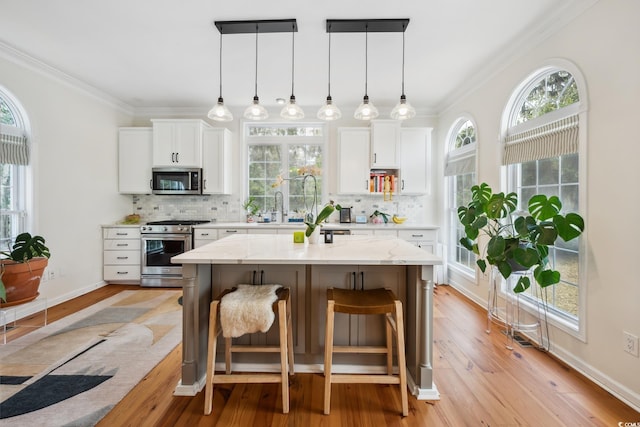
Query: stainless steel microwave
[{"left": 151, "top": 167, "right": 202, "bottom": 195}]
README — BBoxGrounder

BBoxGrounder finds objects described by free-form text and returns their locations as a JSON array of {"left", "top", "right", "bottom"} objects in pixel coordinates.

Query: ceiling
[{"left": 0, "top": 0, "right": 594, "bottom": 116}]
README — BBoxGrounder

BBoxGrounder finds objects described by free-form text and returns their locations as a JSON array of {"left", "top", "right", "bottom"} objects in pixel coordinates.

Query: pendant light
[
  {"left": 281, "top": 24, "right": 304, "bottom": 120},
  {"left": 208, "top": 31, "right": 233, "bottom": 122},
  {"left": 390, "top": 23, "right": 416, "bottom": 120},
  {"left": 317, "top": 26, "right": 341, "bottom": 121},
  {"left": 354, "top": 24, "right": 378, "bottom": 120},
  {"left": 244, "top": 25, "right": 268, "bottom": 120}
]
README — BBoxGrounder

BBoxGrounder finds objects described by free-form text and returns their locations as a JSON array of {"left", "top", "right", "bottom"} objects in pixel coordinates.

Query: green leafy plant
[
  {"left": 242, "top": 197, "right": 260, "bottom": 216},
  {"left": 0, "top": 233, "right": 51, "bottom": 302},
  {"left": 305, "top": 203, "right": 335, "bottom": 237},
  {"left": 369, "top": 210, "right": 390, "bottom": 223},
  {"left": 457, "top": 183, "right": 584, "bottom": 293}
]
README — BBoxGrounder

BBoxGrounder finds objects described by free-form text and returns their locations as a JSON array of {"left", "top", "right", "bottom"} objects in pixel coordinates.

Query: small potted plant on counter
[
  {"left": 457, "top": 182, "right": 584, "bottom": 293},
  {"left": 243, "top": 197, "right": 260, "bottom": 223},
  {"left": 0, "top": 232, "right": 51, "bottom": 307},
  {"left": 305, "top": 203, "right": 336, "bottom": 244}
]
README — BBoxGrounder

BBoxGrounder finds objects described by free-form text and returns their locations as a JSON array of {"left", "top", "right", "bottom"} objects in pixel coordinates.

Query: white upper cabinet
[
  {"left": 151, "top": 119, "right": 208, "bottom": 167},
  {"left": 337, "top": 128, "right": 371, "bottom": 194},
  {"left": 118, "top": 127, "right": 152, "bottom": 194},
  {"left": 399, "top": 127, "right": 432, "bottom": 194},
  {"left": 202, "top": 128, "right": 232, "bottom": 195},
  {"left": 370, "top": 120, "right": 401, "bottom": 168}
]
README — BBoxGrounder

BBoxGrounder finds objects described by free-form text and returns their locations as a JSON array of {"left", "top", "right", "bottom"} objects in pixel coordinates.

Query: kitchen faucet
[{"left": 274, "top": 191, "right": 286, "bottom": 223}]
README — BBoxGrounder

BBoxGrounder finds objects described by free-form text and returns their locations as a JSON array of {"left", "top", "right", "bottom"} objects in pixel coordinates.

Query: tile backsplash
[{"left": 131, "top": 194, "right": 429, "bottom": 224}]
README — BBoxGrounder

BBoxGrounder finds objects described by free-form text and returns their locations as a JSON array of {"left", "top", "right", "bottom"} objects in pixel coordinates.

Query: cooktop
[{"left": 146, "top": 220, "right": 211, "bottom": 226}]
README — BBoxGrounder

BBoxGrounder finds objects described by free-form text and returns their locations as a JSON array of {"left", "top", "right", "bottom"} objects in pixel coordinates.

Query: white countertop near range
[{"left": 172, "top": 233, "right": 442, "bottom": 266}]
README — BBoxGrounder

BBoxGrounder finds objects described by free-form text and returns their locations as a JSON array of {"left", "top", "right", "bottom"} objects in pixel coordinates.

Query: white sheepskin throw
[{"left": 220, "top": 284, "right": 282, "bottom": 338}]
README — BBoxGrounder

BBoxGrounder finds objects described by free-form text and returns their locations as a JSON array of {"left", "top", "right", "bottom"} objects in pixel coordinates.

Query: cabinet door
[
  {"left": 202, "top": 128, "right": 232, "bottom": 194},
  {"left": 152, "top": 122, "right": 176, "bottom": 167},
  {"left": 118, "top": 128, "right": 152, "bottom": 194},
  {"left": 371, "top": 120, "right": 400, "bottom": 168},
  {"left": 152, "top": 120, "right": 203, "bottom": 167},
  {"left": 211, "top": 264, "right": 306, "bottom": 354},
  {"left": 400, "top": 127, "right": 432, "bottom": 194},
  {"left": 337, "top": 128, "right": 370, "bottom": 194},
  {"left": 174, "top": 122, "right": 201, "bottom": 167}
]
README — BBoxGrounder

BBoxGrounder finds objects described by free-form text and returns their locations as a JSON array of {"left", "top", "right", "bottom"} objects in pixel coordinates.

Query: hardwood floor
[{"left": 5, "top": 284, "right": 639, "bottom": 426}]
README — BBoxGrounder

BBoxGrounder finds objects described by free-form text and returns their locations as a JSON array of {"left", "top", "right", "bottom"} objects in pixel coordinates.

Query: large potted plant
[
  {"left": 457, "top": 183, "right": 584, "bottom": 293},
  {"left": 0, "top": 232, "right": 51, "bottom": 307}
]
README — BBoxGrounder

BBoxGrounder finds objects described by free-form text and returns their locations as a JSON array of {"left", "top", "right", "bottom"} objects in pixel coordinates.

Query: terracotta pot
[{"left": 0, "top": 257, "right": 48, "bottom": 307}]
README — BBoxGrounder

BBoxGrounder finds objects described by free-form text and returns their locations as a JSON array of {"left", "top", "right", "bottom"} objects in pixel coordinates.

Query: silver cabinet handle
[
  {"left": 203, "top": 179, "right": 207, "bottom": 189},
  {"left": 116, "top": 232, "right": 128, "bottom": 236},
  {"left": 116, "top": 243, "right": 128, "bottom": 247},
  {"left": 402, "top": 179, "right": 405, "bottom": 190},
  {"left": 175, "top": 152, "right": 179, "bottom": 163},
  {"left": 117, "top": 256, "right": 128, "bottom": 260},
  {"left": 411, "top": 234, "right": 424, "bottom": 238},
  {"left": 201, "top": 233, "right": 209, "bottom": 236},
  {"left": 117, "top": 271, "right": 129, "bottom": 275},
  {"left": 225, "top": 230, "right": 237, "bottom": 233}
]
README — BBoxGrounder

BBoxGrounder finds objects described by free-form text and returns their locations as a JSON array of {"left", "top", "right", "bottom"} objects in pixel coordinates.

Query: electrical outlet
[
  {"left": 623, "top": 331, "right": 639, "bottom": 357},
  {"left": 48, "top": 269, "right": 56, "bottom": 281}
]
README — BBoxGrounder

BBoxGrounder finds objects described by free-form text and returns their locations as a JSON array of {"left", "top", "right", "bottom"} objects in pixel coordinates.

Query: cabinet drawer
[
  {"left": 218, "top": 228, "right": 248, "bottom": 236},
  {"left": 104, "top": 250, "right": 140, "bottom": 265},
  {"left": 104, "top": 239, "right": 141, "bottom": 251},
  {"left": 194, "top": 239, "right": 216, "bottom": 249},
  {"left": 103, "top": 228, "right": 141, "bottom": 239},
  {"left": 373, "top": 229, "right": 398, "bottom": 237},
  {"left": 194, "top": 229, "right": 218, "bottom": 240},
  {"left": 104, "top": 265, "right": 141, "bottom": 281},
  {"left": 398, "top": 229, "right": 437, "bottom": 241}
]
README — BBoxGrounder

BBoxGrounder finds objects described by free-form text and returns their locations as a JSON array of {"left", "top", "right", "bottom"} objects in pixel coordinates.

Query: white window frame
[
  {"left": 0, "top": 86, "right": 31, "bottom": 248},
  {"left": 445, "top": 116, "right": 478, "bottom": 281},
  {"left": 500, "top": 59, "right": 588, "bottom": 340},
  {"left": 243, "top": 122, "right": 327, "bottom": 217}
]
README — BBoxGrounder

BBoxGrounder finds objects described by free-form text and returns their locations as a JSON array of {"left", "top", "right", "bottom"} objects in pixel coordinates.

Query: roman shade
[
  {"left": 503, "top": 114, "right": 579, "bottom": 165},
  {"left": 444, "top": 143, "right": 476, "bottom": 176},
  {"left": 0, "top": 124, "right": 29, "bottom": 165}
]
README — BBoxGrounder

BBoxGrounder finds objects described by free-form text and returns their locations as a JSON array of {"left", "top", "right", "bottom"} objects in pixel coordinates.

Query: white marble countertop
[{"left": 172, "top": 233, "right": 442, "bottom": 266}]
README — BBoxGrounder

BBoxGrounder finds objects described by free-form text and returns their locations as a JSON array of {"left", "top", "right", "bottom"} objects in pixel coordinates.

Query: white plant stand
[{"left": 0, "top": 297, "right": 48, "bottom": 344}]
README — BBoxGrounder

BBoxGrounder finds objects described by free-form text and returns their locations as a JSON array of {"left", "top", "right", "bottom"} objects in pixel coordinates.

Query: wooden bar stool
[
  {"left": 324, "top": 287, "right": 408, "bottom": 416},
  {"left": 204, "top": 286, "right": 294, "bottom": 415}
]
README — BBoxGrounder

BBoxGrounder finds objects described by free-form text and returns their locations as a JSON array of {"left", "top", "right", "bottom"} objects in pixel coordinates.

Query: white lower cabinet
[
  {"left": 194, "top": 228, "right": 218, "bottom": 248},
  {"left": 310, "top": 265, "right": 406, "bottom": 354},
  {"left": 210, "top": 264, "right": 306, "bottom": 354},
  {"left": 103, "top": 226, "right": 141, "bottom": 283},
  {"left": 398, "top": 229, "right": 438, "bottom": 254}
]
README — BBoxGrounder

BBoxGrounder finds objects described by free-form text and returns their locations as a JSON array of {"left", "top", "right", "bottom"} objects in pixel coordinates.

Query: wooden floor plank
[{"left": 6, "top": 284, "right": 638, "bottom": 426}]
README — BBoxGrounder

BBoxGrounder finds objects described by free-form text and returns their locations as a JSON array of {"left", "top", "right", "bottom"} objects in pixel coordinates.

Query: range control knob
[{"left": 163, "top": 227, "right": 168, "bottom": 232}]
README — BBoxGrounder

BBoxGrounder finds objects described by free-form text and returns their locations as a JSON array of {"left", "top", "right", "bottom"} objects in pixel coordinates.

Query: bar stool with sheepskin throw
[
  {"left": 324, "top": 287, "right": 408, "bottom": 416},
  {"left": 204, "top": 284, "right": 294, "bottom": 415}
]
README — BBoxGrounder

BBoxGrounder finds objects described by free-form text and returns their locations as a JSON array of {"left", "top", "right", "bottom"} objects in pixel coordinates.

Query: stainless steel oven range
[{"left": 140, "top": 219, "right": 210, "bottom": 287}]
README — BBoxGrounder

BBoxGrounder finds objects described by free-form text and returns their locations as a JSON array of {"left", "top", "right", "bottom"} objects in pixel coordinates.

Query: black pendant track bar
[
  {"left": 326, "top": 19, "right": 409, "bottom": 33},
  {"left": 215, "top": 19, "right": 297, "bottom": 34}
]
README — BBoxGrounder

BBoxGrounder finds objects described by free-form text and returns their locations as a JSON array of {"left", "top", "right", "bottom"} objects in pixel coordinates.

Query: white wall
[
  {"left": 437, "top": 0, "right": 640, "bottom": 409},
  {"left": 0, "top": 54, "right": 133, "bottom": 305}
]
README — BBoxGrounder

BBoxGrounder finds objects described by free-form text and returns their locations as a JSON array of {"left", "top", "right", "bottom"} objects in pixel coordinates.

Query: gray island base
[{"left": 171, "top": 233, "right": 442, "bottom": 400}]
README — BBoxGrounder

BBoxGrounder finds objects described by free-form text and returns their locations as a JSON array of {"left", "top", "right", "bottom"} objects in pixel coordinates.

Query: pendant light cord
[
  {"left": 290, "top": 25, "right": 295, "bottom": 97},
  {"left": 219, "top": 33, "right": 223, "bottom": 98},
  {"left": 254, "top": 25, "right": 259, "bottom": 98},
  {"left": 364, "top": 24, "right": 369, "bottom": 97},
  {"left": 327, "top": 28, "right": 332, "bottom": 97},
  {"left": 401, "top": 24, "right": 406, "bottom": 97}
]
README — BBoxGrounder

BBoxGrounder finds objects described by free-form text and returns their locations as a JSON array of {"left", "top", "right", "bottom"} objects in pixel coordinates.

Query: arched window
[
  {"left": 1, "top": 87, "right": 30, "bottom": 249},
  {"left": 445, "top": 117, "right": 477, "bottom": 273},
  {"left": 502, "top": 61, "right": 586, "bottom": 331}
]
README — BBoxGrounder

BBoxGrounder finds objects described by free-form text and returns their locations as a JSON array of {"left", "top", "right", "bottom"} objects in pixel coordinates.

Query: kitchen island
[{"left": 172, "top": 233, "right": 442, "bottom": 400}]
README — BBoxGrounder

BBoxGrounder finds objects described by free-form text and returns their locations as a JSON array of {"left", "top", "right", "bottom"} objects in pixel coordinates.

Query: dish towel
[{"left": 220, "top": 284, "right": 282, "bottom": 338}]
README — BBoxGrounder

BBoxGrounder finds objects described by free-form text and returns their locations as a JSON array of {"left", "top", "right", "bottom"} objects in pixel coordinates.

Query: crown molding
[
  {"left": 0, "top": 40, "right": 134, "bottom": 116},
  {"left": 437, "top": 0, "right": 600, "bottom": 115}
]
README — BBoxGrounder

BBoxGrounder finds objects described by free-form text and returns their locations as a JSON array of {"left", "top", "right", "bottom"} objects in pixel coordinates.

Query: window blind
[
  {"left": 503, "top": 114, "right": 578, "bottom": 165},
  {"left": 0, "top": 124, "right": 29, "bottom": 165},
  {"left": 444, "top": 144, "right": 476, "bottom": 176}
]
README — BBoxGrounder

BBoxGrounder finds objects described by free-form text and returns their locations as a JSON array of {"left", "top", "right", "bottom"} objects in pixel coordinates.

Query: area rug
[{"left": 0, "top": 289, "right": 182, "bottom": 426}]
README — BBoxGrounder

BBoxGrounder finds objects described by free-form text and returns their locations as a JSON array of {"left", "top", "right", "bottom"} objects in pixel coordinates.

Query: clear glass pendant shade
[
  {"left": 244, "top": 96, "right": 269, "bottom": 120},
  {"left": 354, "top": 95, "right": 379, "bottom": 120},
  {"left": 390, "top": 95, "right": 416, "bottom": 120},
  {"left": 317, "top": 96, "right": 342, "bottom": 121},
  {"left": 208, "top": 97, "right": 233, "bottom": 122},
  {"left": 280, "top": 95, "right": 304, "bottom": 120}
]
